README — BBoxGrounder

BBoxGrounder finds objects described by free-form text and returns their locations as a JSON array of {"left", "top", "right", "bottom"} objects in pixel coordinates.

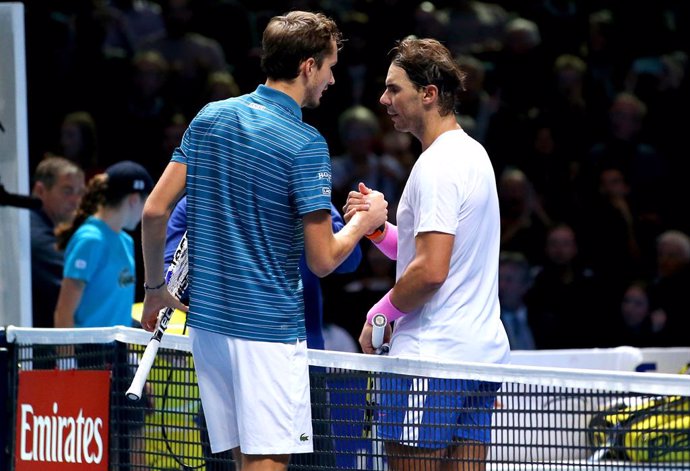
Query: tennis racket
[
  {"left": 126, "top": 231, "right": 189, "bottom": 401},
  {"left": 362, "top": 314, "right": 389, "bottom": 438}
]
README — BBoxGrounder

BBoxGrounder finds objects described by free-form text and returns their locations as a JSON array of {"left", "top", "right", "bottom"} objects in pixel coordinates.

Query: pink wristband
[
  {"left": 373, "top": 222, "right": 397, "bottom": 260},
  {"left": 366, "top": 290, "right": 406, "bottom": 325}
]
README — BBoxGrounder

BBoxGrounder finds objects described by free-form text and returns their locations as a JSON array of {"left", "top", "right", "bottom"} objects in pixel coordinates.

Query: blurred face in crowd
[
  {"left": 60, "top": 122, "right": 84, "bottom": 160},
  {"left": 546, "top": 226, "right": 577, "bottom": 266},
  {"left": 303, "top": 41, "right": 337, "bottom": 109},
  {"left": 620, "top": 284, "right": 649, "bottom": 328},
  {"left": 499, "top": 262, "right": 530, "bottom": 311},
  {"left": 656, "top": 235, "right": 690, "bottom": 278},
  {"left": 599, "top": 168, "right": 629, "bottom": 199},
  {"left": 35, "top": 172, "right": 85, "bottom": 225}
]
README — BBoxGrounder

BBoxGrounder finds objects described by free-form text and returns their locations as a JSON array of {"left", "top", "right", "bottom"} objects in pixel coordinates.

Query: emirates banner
[{"left": 15, "top": 370, "right": 110, "bottom": 470}]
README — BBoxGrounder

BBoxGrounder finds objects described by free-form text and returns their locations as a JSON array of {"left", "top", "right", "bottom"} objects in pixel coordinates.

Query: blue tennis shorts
[{"left": 377, "top": 377, "right": 501, "bottom": 448}]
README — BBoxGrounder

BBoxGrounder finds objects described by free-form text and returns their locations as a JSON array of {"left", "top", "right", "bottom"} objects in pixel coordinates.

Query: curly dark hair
[{"left": 389, "top": 38, "right": 466, "bottom": 116}]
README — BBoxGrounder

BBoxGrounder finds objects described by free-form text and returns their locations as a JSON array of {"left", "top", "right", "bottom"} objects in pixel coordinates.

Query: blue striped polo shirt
[{"left": 171, "top": 85, "right": 332, "bottom": 342}]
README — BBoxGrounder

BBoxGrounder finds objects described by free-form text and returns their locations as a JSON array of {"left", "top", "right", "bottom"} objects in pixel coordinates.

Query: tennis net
[{"left": 4, "top": 325, "right": 690, "bottom": 470}]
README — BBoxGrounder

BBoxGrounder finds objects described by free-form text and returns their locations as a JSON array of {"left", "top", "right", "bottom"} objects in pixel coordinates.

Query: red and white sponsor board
[{"left": 15, "top": 370, "right": 110, "bottom": 470}]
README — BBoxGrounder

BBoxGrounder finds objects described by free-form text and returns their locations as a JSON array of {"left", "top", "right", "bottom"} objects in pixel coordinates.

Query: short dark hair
[
  {"left": 261, "top": 11, "right": 343, "bottom": 81},
  {"left": 33, "top": 156, "right": 83, "bottom": 190},
  {"left": 389, "top": 38, "right": 466, "bottom": 116}
]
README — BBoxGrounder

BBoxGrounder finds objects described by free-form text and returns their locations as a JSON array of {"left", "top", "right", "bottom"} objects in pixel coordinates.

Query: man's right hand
[
  {"left": 343, "top": 182, "right": 374, "bottom": 222},
  {"left": 141, "top": 288, "right": 188, "bottom": 332},
  {"left": 345, "top": 182, "right": 388, "bottom": 233},
  {"left": 352, "top": 189, "right": 388, "bottom": 234}
]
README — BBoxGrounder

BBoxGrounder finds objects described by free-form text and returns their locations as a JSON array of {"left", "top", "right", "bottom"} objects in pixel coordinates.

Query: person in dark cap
[
  {"left": 54, "top": 160, "right": 153, "bottom": 329},
  {"left": 52, "top": 160, "right": 153, "bottom": 469}
]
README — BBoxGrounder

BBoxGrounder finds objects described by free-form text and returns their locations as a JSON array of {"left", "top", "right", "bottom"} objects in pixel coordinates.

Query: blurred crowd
[{"left": 23, "top": 0, "right": 690, "bottom": 349}]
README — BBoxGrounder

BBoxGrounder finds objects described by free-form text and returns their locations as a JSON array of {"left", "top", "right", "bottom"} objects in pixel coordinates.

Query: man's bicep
[
  {"left": 303, "top": 209, "right": 333, "bottom": 254},
  {"left": 414, "top": 231, "right": 454, "bottom": 279},
  {"left": 148, "top": 162, "right": 187, "bottom": 217},
  {"left": 303, "top": 209, "right": 337, "bottom": 276}
]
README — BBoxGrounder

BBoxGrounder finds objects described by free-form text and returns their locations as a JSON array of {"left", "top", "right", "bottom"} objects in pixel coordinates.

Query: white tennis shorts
[{"left": 189, "top": 327, "right": 313, "bottom": 455}]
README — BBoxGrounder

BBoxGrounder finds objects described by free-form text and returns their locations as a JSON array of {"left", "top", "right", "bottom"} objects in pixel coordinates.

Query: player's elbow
[
  {"left": 421, "top": 267, "right": 448, "bottom": 291},
  {"left": 305, "top": 251, "right": 338, "bottom": 278},
  {"left": 306, "top": 258, "right": 335, "bottom": 278},
  {"left": 142, "top": 198, "right": 168, "bottom": 225}
]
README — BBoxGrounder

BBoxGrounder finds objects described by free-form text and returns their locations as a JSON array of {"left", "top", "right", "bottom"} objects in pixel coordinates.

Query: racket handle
[
  {"left": 126, "top": 339, "right": 160, "bottom": 401},
  {"left": 371, "top": 313, "right": 387, "bottom": 350}
]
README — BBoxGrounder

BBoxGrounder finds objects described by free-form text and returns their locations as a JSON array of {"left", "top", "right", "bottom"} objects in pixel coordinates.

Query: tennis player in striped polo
[{"left": 139, "top": 11, "right": 388, "bottom": 471}]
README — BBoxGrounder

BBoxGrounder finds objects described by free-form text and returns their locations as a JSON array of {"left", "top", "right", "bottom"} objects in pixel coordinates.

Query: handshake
[{"left": 342, "top": 182, "right": 388, "bottom": 237}]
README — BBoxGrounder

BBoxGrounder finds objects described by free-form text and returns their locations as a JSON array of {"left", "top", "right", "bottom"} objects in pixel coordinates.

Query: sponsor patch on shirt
[
  {"left": 248, "top": 103, "right": 266, "bottom": 111},
  {"left": 74, "top": 259, "right": 87, "bottom": 269},
  {"left": 318, "top": 171, "right": 331, "bottom": 182}
]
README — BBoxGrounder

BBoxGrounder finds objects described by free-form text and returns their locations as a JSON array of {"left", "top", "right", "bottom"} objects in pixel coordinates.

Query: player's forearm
[
  {"left": 141, "top": 211, "right": 168, "bottom": 286},
  {"left": 309, "top": 219, "right": 369, "bottom": 277}
]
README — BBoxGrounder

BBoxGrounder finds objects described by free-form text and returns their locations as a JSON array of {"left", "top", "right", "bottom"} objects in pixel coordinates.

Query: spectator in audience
[
  {"left": 492, "top": 17, "right": 550, "bottom": 116},
  {"left": 499, "top": 251, "right": 536, "bottom": 350},
  {"left": 608, "top": 280, "right": 670, "bottom": 347},
  {"left": 138, "top": 0, "right": 229, "bottom": 116},
  {"left": 543, "top": 54, "right": 594, "bottom": 161},
  {"left": 445, "top": 1, "right": 509, "bottom": 56},
  {"left": 52, "top": 111, "right": 102, "bottom": 178},
  {"left": 648, "top": 230, "right": 690, "bottom": 346},
  {"left": 583, "top": 92, "right": 669, "bottom": 232},
  {"left": 30, "top": 157, "right": 85, "bottom": 328},
  {"left": 331, "top": 105, "right": 404, "bottom": 213},
  {"left": 526, "top": 223, "right": 610, "bottom": 349},
  {"left": 498, "top": 167, "right": 551, "bottom": 266},
  {"left": 517, "top": 116, "right": 581, "bottom": 223},
  {"left": 583, "top": 166, "right": 642, "bottom": 293},
  {"left": 105, "top": 0, "right": 166, "bottom": 52},
  {"left": 99, "top": 49, "right": 176, "bottom": 174},
  {"left": 455, "top": 54, "right": 498, "bottom": 145},
  {"left": 203, "top": 70, "right": 241, "bottom": 104},
  {"left": 380, "top": 129, "right": 417, "bottom": 183}
]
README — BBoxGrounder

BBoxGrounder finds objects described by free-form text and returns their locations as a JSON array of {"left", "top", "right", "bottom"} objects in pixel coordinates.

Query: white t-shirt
[{"left": 390, "top": 129, "right": 510, "bottom": 365}]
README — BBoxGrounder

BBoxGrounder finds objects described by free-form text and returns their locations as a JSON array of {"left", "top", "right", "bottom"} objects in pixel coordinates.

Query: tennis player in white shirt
[{"left": 346, "top": 37, "right": 510, "bottom": 471}]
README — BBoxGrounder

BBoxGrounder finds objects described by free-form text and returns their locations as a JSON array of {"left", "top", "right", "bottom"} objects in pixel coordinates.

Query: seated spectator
[
  {"left": 583, "top": 92, "right": 669, "bottom": 231},
  {"left": 583, "top": 166, "right": 643, "bottom": 292},
  {"left": 138, "top": 0, "right": 229, "bottom": 115},
  {"left": 455, "top": 54, "right": 498, "bottom": 145},
  {"left": 648, "top": 230, "right": 690, "bottom": 346},
  {"left": 498, "top": 167, "right": 551, "bottom": 266},
  {"left": 498, "top": 251, "right": 536, "bottom": 350},
  {"left": 608, "top": 280, "right": 670, "bottom": 347},
  {"left": 51, "top": 111, "right": 103, "bottom": 178},
  {"left": 331, "top": 105, "right": 404, "bottom": 214},
  {"left": 525, "top": 223, "right": 610, "bottom": 349}
]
